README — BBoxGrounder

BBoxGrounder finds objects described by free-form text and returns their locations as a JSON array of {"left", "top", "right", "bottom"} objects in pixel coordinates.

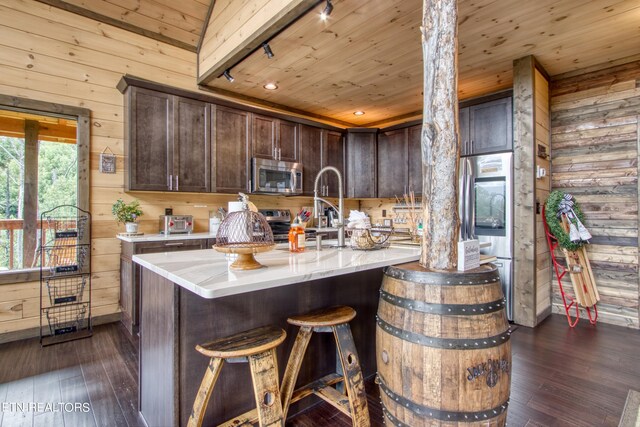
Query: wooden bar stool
[
  {"left": 188, "top": 326, "right": 287, "bottom": 427},
  {"left": 280, "top": 305, "right": 370, "bottom": 427}
]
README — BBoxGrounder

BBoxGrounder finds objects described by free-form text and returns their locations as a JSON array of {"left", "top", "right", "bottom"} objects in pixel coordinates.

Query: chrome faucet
[{"left": 313, "top": 166, "right": 345, "bottom": 248}]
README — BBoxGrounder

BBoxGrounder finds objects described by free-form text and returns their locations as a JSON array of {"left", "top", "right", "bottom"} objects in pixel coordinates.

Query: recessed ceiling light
[
  {"left": 264, "top": 83, "right": 278, "bottom": 90},
  {"left": 353, "top": 111, "right": 365, "bottom": 116}
]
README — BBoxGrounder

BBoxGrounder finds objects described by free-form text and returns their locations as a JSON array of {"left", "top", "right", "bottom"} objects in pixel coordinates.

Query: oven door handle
[{"left": 291, "top": 169, "right": 297, "bottom": 193}]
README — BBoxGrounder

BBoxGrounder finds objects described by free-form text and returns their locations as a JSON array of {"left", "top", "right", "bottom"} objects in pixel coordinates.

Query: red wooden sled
[{"left": 541, "top": 206, "right": 597, "bottom": 328}]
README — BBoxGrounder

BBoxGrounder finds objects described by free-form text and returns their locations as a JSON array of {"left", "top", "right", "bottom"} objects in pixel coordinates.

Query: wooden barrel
[{"left": 376, "top": 262, "right": 511, "bottom": 426}]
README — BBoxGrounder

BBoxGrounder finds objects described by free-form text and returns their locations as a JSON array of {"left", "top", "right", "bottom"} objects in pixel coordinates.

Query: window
[{"left": 0, "top": 96, "right": 89, "bottom": 284}]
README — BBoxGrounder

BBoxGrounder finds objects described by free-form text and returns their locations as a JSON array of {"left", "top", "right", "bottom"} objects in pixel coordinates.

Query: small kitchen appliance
[
  {"left": 159, "top": 215, "right": 193, "bottom": 234},
  {"left": 251, "top": 158, "right": 303, "bottom": 194}
]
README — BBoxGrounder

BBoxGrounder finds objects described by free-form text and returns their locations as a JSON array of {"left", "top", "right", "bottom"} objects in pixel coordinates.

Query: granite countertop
[
  {"left": 132, "top": 243, "right": 421, "bottom": 299},
  {"left": 117, "top": 232, "right": 215, "bottom": 243}
]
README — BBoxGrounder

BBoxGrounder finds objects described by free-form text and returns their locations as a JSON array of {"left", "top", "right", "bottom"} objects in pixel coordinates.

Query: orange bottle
[{"left": 288, "top": 216, "right": 306, "bottom": 253}]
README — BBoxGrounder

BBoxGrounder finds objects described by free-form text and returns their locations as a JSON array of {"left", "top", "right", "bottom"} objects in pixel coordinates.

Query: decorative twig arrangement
[{"left": 395, "top": 191, "right": 420, "bottom": 237}]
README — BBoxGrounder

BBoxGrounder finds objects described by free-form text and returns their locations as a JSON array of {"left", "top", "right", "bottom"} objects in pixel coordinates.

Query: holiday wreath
[{"left": 545, "top": 190, "right": 589, "bottom": 251}]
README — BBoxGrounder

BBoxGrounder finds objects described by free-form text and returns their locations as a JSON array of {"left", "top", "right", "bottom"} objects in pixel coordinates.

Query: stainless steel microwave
[{"left": 251, "top": 158, "right": 303, "bottom": 194}]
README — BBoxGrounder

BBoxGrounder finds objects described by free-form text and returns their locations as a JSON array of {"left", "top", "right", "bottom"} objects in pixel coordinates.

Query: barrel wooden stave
[{"left": 376, "top": 262, "right": 511, "bottom": 427}]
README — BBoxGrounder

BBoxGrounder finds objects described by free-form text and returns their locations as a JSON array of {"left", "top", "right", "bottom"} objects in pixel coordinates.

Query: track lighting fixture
[
  {"left": 222, "top": 70, "right": 234, "bottom": 82},
  {"left": 320, "top": 0, "right": 333, "bottom": 20},
  {"left": 262, "top": 43, "right": 274, "bottom": 59}
]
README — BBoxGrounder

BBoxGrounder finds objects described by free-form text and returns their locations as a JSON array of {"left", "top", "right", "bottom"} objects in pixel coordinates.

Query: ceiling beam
[
  {"left": 34, "top": 0, "right": 197, "bottom": 52},
  {"left": 198, "top": 0, "right": 320, "bottom": 85},
  {"left": 197, "top": 85, "right": 355, "bottom": 128}
]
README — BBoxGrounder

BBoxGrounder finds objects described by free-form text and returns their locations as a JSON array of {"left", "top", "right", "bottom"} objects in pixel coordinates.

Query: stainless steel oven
[{"left": 251, "top": 158, "right": 303, "bottom": 194}]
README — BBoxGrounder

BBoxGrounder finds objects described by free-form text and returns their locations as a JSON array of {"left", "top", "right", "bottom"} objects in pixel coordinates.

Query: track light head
[
  {"left": 222, "top": 70, "right": 234, "bottom": 82},
  {"left": 262, "top": 43, "right": 274, "bottom": 59},
  {"left": 320, "top": 0, "right": 333, "bottom": 20}
]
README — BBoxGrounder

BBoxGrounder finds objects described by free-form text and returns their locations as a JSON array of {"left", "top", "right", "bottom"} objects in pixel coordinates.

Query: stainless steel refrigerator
[{"left": 459, "top": 152, "right": 514, "bottom": 320}]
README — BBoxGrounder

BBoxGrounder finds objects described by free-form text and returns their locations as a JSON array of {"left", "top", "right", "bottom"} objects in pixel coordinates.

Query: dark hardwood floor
[{"left": 0, "top": 314, "right": 637, "bottom": 427}]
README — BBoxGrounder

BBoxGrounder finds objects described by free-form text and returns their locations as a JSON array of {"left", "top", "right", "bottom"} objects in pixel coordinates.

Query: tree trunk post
[{"left": 419, "top": 0, "right": 460, "bottom": 270}]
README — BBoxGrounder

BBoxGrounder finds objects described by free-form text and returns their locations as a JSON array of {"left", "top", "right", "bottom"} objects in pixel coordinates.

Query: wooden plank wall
[
  {"left": 0, "top": 0, "right": 356, "bottom": 338},
  {"left": 550, "top": 60, "right": 640, "bottom": 329},
  {"left": 535, "top": 69, "right": 552, "bottom": 321}
]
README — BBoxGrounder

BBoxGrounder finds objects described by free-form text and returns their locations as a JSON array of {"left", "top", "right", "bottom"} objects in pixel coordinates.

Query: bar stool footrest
[
  {"left": 290, "top": 373, "right": 344, "bottom": 405},
  {"left": 314, "top": 384, "right": 351, "bottom": 417}
]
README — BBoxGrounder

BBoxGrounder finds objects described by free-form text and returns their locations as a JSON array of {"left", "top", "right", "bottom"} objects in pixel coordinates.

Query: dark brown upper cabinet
[
  {"left": 346, "top": 130, "right": 377, "bottom": 198},
  {"left": 377, "top": 128, "right": 409, "bottom": 198},
  {"left": 251, "top": 114, "right": 299, "bottom": 162},
  {"left": 299, "top": 127, "right": 344, "bottom": 197},
  {"left": 125, "top": 87, "right": 173, "bottom": 192},
  {"left": 407, "top": 125, "right": 422, "bottom": 197},
  {"left": 459, "top": 107, "right": 470, "bottom": 156},
  {"left": 322, "top": 130, "right": 345, "bottom": 197},
  {"left": 173, "top": 97, "right": 210, "bottom": 192},
  {"left": 460, "top": 96, "right": 512, "bottom": 156},
  {"left": 299, "top": 125, "right": 323, "bottom": 196},
  {"left": 211, "top": 105, "right": 251, "bottom": 193},
  {"left": 124, "top": 86, "right": 210, "bottom": 192},
  {"left": 278, "top": 119, "right": 299, "bottom": 162}
]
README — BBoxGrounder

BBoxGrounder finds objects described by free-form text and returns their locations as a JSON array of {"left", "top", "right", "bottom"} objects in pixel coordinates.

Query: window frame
[{"left": 0, "top": 94, "right": 90, "bottom": 285}]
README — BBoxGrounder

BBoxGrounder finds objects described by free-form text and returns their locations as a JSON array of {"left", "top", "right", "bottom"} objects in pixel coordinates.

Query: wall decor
[{"left": 99, "top": 147, "right": 116, "bottom": 174}]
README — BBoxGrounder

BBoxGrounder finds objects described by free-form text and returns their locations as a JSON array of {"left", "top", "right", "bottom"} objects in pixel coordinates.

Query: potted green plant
[{"left": 112, "top": 199, "right": 143, "bottom": 233}]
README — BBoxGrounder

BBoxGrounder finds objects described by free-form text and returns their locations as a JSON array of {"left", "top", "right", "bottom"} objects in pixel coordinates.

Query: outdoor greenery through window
[{"left": 0, "top": 110, "right": 78, "bottom": 272}]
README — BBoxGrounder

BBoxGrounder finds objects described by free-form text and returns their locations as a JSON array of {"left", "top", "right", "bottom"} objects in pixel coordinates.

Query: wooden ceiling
[
  {"left": 202, "top": 0, "right": 640, "bottom": 127},
  {"left": 35, "top": 0, "right": 640, "bottom": 127}
]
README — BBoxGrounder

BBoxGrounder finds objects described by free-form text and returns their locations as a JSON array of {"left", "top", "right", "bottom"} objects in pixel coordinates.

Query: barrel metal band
[
  {"left": 376, "top": 317, "right": 511, "bottom": 350},
  {"left": 384, "top": 266, "right": 500, "bottom": 286},
  {"left": 378, "top": 374, "right": 509, "bottom": 423},
  {"left": 380, "top": 289, "right": 506, "bottom": 316}
]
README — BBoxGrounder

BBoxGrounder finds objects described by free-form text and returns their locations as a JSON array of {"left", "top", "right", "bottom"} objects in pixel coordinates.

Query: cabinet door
[
  {"left": 469, "top": 97, "right": 512, "bottom": 154},
  {"left": 212, "top": 105, "right": 250, "bottom": 193},
  {"left": 459, "top": 107, "right": 470, "bottom": 156},
  {"left": 323, "top": 131, "right": 345, "bottom": 198},
  {"left": 127, "top": 88, "right": 172, "bottom": 191},
  {"left": 299, "top": 125, "right": 323, "bottom": 196},
  {"left": 173, "top": 96, "right": 210, "bottom": 192},
  {"left": 120, "top": 256, "right": 135, "bottom": 334},
  {"left": 377, "top": 128, "right": 408, "bottom": 198},
  {"left": 407, "top": 125, "right": 422, "bottom": 196},
  {"left": 346, "top": 131, "right": 377, "bottom": 198},
  {"left": 252, "top": 114, "right": 277, "bottom": 159},
  {"left": 278, "top": 120, "right": 299, "bottom": 162}
]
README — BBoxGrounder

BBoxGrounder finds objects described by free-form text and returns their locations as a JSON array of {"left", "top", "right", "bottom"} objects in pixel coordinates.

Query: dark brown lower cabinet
[{"left": 119, "top": 238, "right": 214, "bottom": 335}]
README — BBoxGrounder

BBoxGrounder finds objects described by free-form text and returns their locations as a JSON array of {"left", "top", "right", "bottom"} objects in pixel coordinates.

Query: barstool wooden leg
[
  {"left": 333, "top": 323, "right": 370, "bottom": 427},
  {"left": 248, "top": 348, "right": 285, "bottom": 427},
  {"left": 188, "top": 357, "right": 224, "bottom": 427},
  {"left": 280, "top": 325, "right": 313, "bottom": 418}
]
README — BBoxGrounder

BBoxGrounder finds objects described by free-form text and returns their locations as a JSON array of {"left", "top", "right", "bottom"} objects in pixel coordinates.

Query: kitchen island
[{"left": 133, "top": 244, "right": 420, "bottom": 427}]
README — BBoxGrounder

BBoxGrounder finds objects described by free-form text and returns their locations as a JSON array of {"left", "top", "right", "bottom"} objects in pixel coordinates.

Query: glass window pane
[
  {"left": 0, "top": 136, "right": 25, "bottom": 270},
  {"left": 0, "top": 112, "right": 77, "bottom": 272}
]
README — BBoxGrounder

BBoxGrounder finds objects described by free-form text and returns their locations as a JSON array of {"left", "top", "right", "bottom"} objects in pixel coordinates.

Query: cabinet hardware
[
  {"left": 164, "top": 242, "right": 184, "bottom": 246},
  {"left": 169, "top": 174, "right": 173, "bottom": 191},
  {"left": 175, "top": 176, "right": 179, "bottom": 191}
]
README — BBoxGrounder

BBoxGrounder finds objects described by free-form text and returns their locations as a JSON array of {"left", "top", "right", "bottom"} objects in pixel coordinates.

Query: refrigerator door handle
[
  {"left": 468, "top": 169, "right": 475, "bottom": 239},
  {"left": 459, "top": 159, "right": 467, "bottom": 240}
]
